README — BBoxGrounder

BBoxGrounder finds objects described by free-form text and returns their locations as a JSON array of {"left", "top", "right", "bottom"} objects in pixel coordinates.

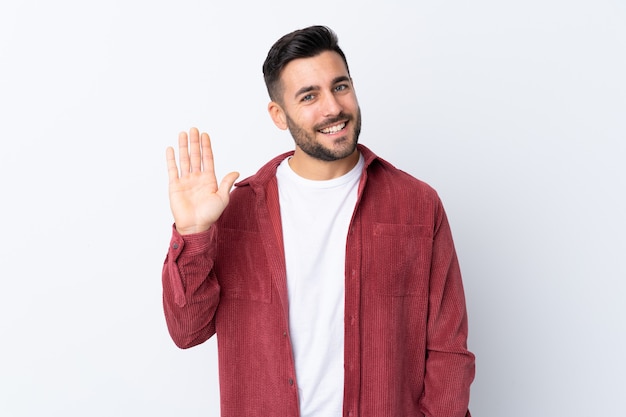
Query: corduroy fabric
[{"left": 162, "top": 144, "right": 475, "bottom": 417}]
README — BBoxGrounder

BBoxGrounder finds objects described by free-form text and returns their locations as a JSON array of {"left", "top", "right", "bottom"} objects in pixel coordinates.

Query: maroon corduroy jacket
[{"left": 163, "top": 144, "right": 475, "bottom": 417}]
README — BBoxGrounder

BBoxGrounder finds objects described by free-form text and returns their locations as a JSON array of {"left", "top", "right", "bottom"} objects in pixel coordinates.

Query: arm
[
  {"left": 162, "top": 128, "right": 239, "bottom": 348},
  {"left": 420, "top": 200, "right": 475, "bottom": 417},
  {"left": 162, "top": 225, "right": 220, "bottom": 348}
]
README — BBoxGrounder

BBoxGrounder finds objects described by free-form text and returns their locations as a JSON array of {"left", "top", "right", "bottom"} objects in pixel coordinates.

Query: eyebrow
[{"left": 293, "top": 76, "right": 351, "bottom": 100}]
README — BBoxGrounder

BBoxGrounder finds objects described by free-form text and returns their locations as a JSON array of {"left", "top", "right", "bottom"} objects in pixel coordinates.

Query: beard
[{"left": 286, "top": 107, "right": 362, "bottom": 162}]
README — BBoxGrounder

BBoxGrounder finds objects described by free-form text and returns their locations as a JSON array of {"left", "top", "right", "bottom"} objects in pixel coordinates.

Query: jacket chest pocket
[
  {"left": 363, "top": 223, "right": 433, "bottom": 297},
  {"left": 215, "top": 228, "right": 272, "bottom": 303}
]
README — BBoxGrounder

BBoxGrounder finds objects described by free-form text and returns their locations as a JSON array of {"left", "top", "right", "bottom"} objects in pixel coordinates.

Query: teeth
[{"left": 320, "top": 122, "right": 346, "bottom": 134}]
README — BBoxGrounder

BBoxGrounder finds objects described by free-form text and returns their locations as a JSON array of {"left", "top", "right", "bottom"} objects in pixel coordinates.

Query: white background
[{"left": 1, "top": 1, "right": 625, "bottom": 416}]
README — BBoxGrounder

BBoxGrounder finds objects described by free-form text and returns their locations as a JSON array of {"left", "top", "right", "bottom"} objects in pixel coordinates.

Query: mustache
[{"left": 313, "top": 112, "right": 353, "bottom": 131}]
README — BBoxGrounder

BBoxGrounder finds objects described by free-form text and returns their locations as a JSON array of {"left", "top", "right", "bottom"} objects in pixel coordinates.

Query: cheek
[
  {"left": 342, "top": 94, "right": 359, "bottom": 111},
  {"left": 292, "top": 108, "right": 317, "bottom": 128}
]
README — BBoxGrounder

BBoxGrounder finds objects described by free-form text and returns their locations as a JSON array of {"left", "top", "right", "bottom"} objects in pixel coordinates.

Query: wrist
[{"left": 175, "top": 224, "right": 212, "bottom": 235}]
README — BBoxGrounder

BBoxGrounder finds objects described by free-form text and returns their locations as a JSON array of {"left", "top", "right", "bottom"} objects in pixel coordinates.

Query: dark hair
[{"left": 262, "top": 25, "right": 349, "bottom": 103}]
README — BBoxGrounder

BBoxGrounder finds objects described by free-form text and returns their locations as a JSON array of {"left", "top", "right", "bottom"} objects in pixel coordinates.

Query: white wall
[{"left": 1, "top": 1, "right": 624, "bottom": 416}]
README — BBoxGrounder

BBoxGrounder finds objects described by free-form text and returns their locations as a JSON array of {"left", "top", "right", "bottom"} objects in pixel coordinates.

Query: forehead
[{"left": 279, "top": 51, "right": 349, "bottom": 91}]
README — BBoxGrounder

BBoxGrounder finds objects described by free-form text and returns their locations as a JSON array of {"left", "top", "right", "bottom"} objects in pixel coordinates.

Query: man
[{"left": 163, "top": 25, "right": 474, "bottom": 417}]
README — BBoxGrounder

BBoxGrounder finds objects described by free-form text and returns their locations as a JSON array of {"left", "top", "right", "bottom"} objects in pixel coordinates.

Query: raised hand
[{"left": 166, "top": 128, "right": 240, "bottom": 235}]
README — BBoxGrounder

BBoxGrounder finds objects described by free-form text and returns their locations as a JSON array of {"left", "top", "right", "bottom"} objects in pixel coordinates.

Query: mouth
[{"left": 318, "top": 121, "right": 347, "bottom": 135}]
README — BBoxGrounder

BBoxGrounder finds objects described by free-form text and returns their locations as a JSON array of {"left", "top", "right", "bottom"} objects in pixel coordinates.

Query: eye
[
  {"left": 334, "top": 84, "right": 348, "bottom": 92},
  {"left": 301, "top": 93, "right": 315, "bottom": 102}
]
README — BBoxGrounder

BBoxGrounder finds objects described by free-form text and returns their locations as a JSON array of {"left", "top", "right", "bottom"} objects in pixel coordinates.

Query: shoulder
[
  {"left": 218, "top": 151, "right": 290, "bottom": 227},
  {"left": 233, "top": 150, "right": 293, "bottom": 190},
  {"left": 363, "top": 149, "right": 439, "bottom": 202},
  {"left": 359, "top": 146, "right": 444, "bottom": 225}
]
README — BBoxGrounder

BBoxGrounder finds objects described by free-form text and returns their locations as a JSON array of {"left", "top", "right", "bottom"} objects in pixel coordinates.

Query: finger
[
  {"left": 189, "top": 127, "right": 202, "bottom": 173},
  {"left": 178, "top": 131, "right": 190, "bottom": 175},
  {"left": 166, "top": 147, "right": 179, "bottom": 183},
  {"left": 216, "top": 171, "right": 240, "bottom": 201},
  {"left": 200, "top": 132, "right": 216, "bottom": 178}
]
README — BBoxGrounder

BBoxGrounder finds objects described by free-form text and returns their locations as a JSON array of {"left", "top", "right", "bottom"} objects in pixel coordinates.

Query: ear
[{"left": 268, "top": 101, "right": 288, "bottom": 130}]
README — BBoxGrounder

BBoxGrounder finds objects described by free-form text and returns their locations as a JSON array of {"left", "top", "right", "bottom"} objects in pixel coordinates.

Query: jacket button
[
  {"left": 288, "top": 378, "right": 294, "bottom": 386},
  {"left": 172, "top": 243, "right": 179, "bottom": 249}
]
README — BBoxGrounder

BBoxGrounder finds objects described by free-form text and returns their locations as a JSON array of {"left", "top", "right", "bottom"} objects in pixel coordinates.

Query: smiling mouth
[{"left": 318, "top": 122, "right": 347, "bottom": 134}]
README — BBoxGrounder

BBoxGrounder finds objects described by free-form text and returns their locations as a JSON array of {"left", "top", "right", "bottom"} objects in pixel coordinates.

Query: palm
[{"left": 166, "top": 128, "right": 239, "bottom": 234}]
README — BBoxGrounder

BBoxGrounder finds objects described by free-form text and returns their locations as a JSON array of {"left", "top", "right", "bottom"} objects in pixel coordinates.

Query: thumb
[{"left": 216, "top": 171, "right": 240, "bottom": 200}]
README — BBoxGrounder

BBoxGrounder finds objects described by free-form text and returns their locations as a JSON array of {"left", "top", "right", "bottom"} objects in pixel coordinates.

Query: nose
[{"left": 320, "top": 92, "right": 342, "bottom": 117}]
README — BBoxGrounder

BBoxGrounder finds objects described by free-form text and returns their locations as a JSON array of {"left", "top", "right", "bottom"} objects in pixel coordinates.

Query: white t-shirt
[{"left": 276, "top": 154, "right": 364, "bottom": 417}]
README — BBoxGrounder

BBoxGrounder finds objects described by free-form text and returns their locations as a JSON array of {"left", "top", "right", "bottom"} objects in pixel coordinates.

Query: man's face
[{"left": 275, "top": 51, "right": 361, "bottom": 162}]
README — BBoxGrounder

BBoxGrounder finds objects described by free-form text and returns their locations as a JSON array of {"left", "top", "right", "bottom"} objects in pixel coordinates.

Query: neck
[{"left": 288, "top": 148, "right": 360, "bottom": 180}]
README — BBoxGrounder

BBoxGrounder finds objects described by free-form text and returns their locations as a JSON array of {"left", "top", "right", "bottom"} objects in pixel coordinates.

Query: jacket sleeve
[
  {"left": 420, "top": 200, "right": 475, "bottom": 417},
  {"left": 162, "top": 224, "right": 221, "bottom": 349}
]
